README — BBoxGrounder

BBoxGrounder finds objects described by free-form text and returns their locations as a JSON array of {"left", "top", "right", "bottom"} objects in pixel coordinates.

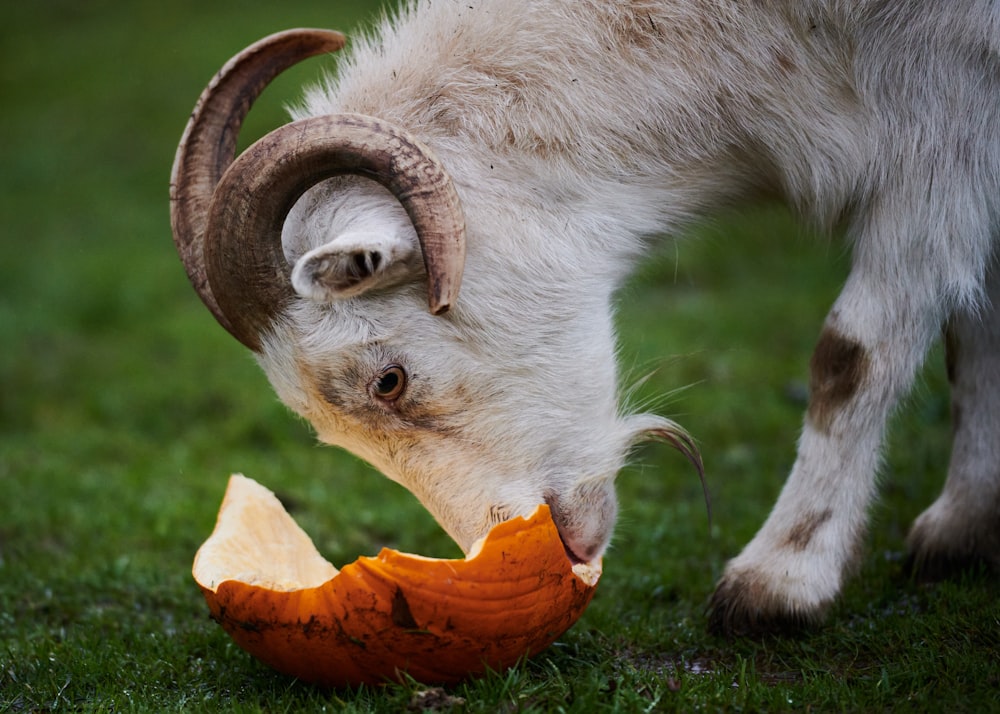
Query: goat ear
[{"left": 290, "top": 231, "right": 422, "bottom": 302}]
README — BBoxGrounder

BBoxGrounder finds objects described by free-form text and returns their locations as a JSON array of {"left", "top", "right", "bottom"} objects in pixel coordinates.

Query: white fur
[{"left": 254, "top": 0, "right": 999, "bottom": 629}]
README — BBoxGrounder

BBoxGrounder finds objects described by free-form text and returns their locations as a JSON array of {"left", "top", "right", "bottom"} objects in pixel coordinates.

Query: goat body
[{"left": 183, "top": 0, "right": 1000, "bottom": 636}]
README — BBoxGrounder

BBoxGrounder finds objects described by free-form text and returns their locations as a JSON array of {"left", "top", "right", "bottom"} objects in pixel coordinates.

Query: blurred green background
[{"left": 2, "top": 1, "right": 995, "bottom": 711}]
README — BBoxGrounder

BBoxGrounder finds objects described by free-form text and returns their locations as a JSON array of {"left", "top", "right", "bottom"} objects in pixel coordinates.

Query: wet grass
[{"left": 2, "top": 1, "right": 998, "bottom": 711}]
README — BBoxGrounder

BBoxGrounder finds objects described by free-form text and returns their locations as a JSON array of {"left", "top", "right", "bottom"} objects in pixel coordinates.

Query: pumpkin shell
[{"left": 193, "top": 474, "right": 600, "bottom": 686}]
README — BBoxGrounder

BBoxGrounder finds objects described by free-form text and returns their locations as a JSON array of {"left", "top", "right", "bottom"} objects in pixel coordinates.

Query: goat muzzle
[{"left": 169, "top": 29, "right": 466, "bottom": 352}]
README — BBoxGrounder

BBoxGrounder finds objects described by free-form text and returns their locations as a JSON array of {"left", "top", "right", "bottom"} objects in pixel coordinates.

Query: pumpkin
[{"left": 192, "top": 474, "right": 601, "bottom": 686}]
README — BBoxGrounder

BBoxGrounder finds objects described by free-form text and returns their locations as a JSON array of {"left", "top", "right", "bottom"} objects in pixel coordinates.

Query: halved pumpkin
[{"left": 193, "top": 474, "right": 601, "bottom": 686}]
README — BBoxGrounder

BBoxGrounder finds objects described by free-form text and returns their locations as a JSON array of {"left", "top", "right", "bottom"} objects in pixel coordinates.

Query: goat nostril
[{"left": 369, "top": 251, "right": 382, "bottom": 271}]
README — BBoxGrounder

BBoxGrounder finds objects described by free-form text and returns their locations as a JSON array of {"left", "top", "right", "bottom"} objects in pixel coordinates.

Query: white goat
[{"left": 171, "top": 0, "right": 1000, "bottom": 636}]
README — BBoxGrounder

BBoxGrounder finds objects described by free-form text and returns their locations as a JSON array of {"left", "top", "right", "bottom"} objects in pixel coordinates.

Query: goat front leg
[
  {"left": 708, "top": 266, "right": 944, "bottom": 637},
  {"left": 906, "top": 259, "right": 1000, "bottom": 578}
]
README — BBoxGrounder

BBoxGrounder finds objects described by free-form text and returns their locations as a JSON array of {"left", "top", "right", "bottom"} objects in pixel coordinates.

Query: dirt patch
[{"left": 611, "top": 645, "right": 805, "bottom": 689}]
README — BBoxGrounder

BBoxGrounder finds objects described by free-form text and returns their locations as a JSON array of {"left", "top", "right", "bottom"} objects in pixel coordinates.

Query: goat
[{"left": 170, "top": 0, "right": 1000, "bottom": 637}]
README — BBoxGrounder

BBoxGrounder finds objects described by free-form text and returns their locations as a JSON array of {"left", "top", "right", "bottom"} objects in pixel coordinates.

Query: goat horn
[
  {"left": 171, "top": 29, "right": 467, "bottom": 352},
  {"left": 170, "top": 29, "right": 346, "bottom": 339},
  {"left": 204, "top": 113, "right": 466, "bottom": 351}
]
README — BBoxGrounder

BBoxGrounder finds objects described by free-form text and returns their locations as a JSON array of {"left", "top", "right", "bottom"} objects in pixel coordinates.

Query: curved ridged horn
[
  {"left": 171, "top": 29, "right": 467, "bottom": 353},
  {"left": 170, "top": 29, "right": 346, "bottom": 337},
  {"left": 204, "top": 113, "right": 466, "bottom": 351}
]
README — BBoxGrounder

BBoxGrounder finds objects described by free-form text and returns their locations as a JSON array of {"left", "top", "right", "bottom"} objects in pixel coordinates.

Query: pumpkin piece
[{"left": 193, "top": 474, "right": 601, "bottom": 686}]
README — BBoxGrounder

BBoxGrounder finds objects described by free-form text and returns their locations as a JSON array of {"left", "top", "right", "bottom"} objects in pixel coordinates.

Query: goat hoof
[
  {"left": 902, "top": 549, "right": 990, "bottom": 584},
  {"left": 904, "top": 525, "right": 998, "bottom": 584},
  {"left": 706, "top": 571, "right": 825, "bottom": 639},
  {"left": 904, "top": 505, "right": 999, "bottom": 583}
]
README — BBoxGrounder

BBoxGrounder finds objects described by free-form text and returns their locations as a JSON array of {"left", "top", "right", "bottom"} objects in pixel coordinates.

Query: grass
[{"left": 2, "top": 1, "right": 998, "bottom": 711}]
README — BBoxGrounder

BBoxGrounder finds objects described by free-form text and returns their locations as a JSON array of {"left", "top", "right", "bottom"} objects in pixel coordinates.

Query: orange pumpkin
[{"left": 192, "top": 474, "right": 601, "bottom": 686}]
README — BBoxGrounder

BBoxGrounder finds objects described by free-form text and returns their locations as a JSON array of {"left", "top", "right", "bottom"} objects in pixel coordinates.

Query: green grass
[{"left": 2, "top": 2, "right": 998, "bottom": 711}]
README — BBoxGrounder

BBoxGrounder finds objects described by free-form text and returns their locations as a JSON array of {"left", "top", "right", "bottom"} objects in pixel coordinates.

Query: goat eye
[{"left": 371, "top": 365, "right": 407, "bottom": 401}]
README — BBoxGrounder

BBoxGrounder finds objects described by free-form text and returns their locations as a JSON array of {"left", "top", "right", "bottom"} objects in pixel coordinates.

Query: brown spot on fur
[
  {"left": 317, "top": 371, "right": 351, "bottom": 411},
  {"left": 611, "top": 0, "right": 663, "bottom": 50},
  {"left": 315, "top": 361, "right": 466, "bottom": 440},
  {"left": 808, "top": 328, "right": 868, "bottom": 433},
  {"left": 772, "top": 46, "right": 797, "bottom": 75},
  {"left": 783, "top": 509, "right": 833, "bottom": 552}
]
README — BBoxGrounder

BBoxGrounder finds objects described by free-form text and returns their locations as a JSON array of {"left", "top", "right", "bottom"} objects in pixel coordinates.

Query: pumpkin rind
[{"left": 193, "top": 474, "right": 600, "bottom": 686}]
